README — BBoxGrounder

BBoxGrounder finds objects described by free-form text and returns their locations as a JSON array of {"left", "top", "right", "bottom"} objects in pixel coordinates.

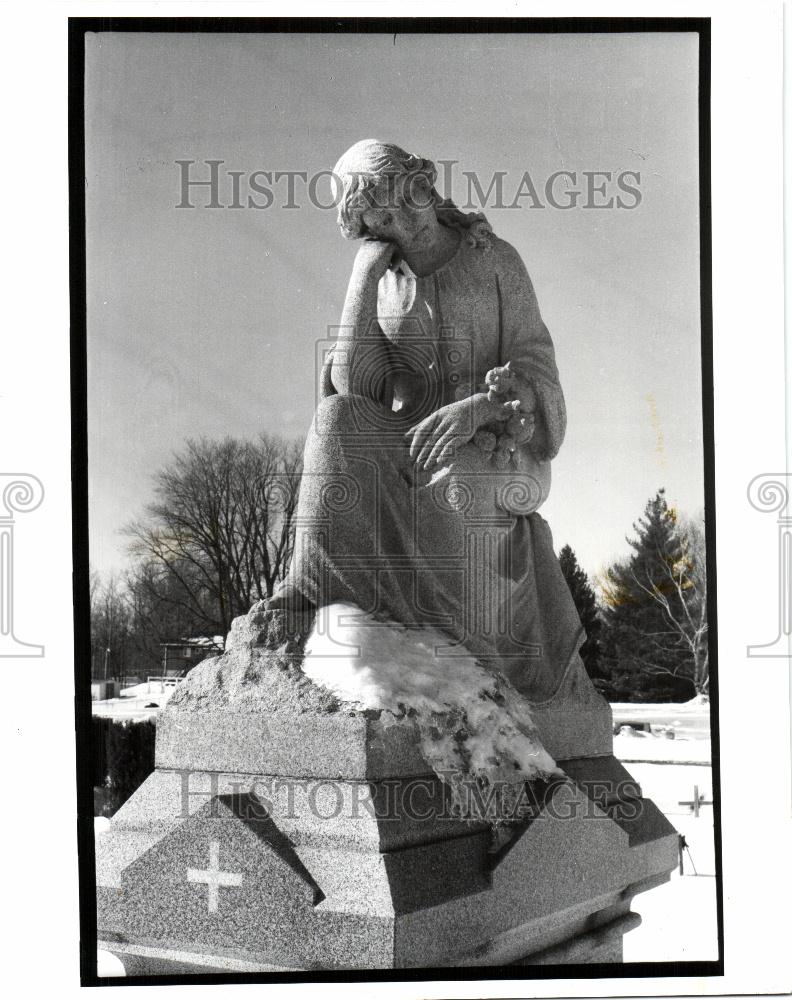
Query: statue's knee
[
  {"left": 314, "top": 394, "right": 356, "bottom": 433},
  {"left": 314, "top": 393, "right": 389, "bottom": 434},
  {"left": 316, "top": 393, "right": 353, "bottom": 417}
]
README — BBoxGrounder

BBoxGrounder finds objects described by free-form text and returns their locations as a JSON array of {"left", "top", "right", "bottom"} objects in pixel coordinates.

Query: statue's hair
[{"left": 332, "top": 139, "right": 494, "bottom": 250}]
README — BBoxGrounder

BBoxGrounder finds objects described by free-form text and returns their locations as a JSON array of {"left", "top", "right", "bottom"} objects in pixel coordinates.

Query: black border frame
[{"left": 70, "top": 15, "right": 721, "bottom": 989}]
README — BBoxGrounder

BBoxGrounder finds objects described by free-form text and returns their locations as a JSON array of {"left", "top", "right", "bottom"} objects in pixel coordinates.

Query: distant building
[
  {"left": 159, "top": 636, "right": 224, "bottom": 677},
  {"left": 91, "top": 679, "right": 121, "bottom": 701}
]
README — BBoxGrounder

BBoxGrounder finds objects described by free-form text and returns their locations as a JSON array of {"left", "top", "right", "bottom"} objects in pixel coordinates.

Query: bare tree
[
  {"left": 123, "top": 558, "right": 211, "bottom": 674},
  {"left": 627, "top": 512, "right": 708, "bottom": 696},
  {"left": 667, "top": 512, "right": 709, "bottom": 696},
  {"left": 90, "top": 570, "right": 132, "bottom": 680},
  {"left": 124, "top": 434, "right": 303, "bottom": 638}
]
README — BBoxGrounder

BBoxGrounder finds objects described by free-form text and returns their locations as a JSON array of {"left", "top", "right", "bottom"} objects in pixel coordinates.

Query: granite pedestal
[{"left": 95, "top": 635, "right": 677, "bottom": 975}]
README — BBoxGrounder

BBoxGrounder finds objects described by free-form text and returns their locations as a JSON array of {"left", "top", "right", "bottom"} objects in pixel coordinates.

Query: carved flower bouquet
[
  {"left": 433, "top": 362, "right": 548, "bottom": 515},
  {"left": 467, "top": 362, "right": 538, "bottom": 470}
]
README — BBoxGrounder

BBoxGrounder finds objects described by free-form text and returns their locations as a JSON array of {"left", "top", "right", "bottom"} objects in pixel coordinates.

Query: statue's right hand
[{"left": 353, "top": 239, "right": 399, "bottom": 281}]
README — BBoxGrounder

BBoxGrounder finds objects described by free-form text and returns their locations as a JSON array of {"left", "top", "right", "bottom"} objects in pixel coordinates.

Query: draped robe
[{"left": 281, "top": 234, "right": 586, "bottom": 703}]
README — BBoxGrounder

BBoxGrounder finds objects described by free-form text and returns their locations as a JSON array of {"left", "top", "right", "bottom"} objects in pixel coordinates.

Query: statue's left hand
[{"left": 406, "top": 394, "right": 501, "bottom": 470}]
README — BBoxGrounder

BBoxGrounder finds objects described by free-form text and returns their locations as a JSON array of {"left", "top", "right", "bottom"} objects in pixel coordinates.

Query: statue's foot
[
  {"left": 265, "top": 586, "right": 316, "bottom": 614},
  {"left": 244, "top": 587, "right": 316, "bottom": 651}
]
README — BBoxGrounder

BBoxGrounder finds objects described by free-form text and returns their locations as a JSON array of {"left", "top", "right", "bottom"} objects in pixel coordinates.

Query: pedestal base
[
  {"left": 95, "top": 649, "right": 678, "bottom": 973},
  {"left": 96, "top": 759, "right": 676, "bottom": 971}
]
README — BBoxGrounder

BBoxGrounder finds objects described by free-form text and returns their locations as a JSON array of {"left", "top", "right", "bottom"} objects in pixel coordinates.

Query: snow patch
[
  {"left": 303, "top": 603, "right": 561, "bottom": 821},
  {"left": 614, "top": 733, "right": 711, "bottom": 764}
]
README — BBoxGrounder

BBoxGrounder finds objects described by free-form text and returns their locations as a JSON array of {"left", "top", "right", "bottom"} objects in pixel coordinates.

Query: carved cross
[{"left": 187, "top": 840, "right": 243, "bottom": 913}]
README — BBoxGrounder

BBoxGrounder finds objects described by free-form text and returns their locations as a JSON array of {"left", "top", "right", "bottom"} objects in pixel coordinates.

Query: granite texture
[
  {"left": 99, "top": 580, "right": 663, "bottom": 973},
  {"left": 156, "top": 627, "right": 612, "bottom": 780},
  {"left": 97, "top": 751, "right": 677, "bottom": 970}
]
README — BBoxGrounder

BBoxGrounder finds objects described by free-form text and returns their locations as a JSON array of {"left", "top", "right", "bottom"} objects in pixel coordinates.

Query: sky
[{"left": 85, "top": 30, "right": 703, "bottom": 585}]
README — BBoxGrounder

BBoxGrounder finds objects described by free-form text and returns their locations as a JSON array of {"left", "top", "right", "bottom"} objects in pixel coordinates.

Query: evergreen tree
[
  {"left": 599, "top": 489, "right": 707, "bottom": 702},
  {"left": 558, "top": 545, "right": 603, "bottom": 682}
]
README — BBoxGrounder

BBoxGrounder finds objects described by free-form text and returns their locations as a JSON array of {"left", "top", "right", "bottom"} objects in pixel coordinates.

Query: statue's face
[{"left": 359, "top": 173, "right": 436, "bottom": 248}]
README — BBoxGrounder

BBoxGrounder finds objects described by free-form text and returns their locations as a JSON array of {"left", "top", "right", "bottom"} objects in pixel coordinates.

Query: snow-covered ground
[
  {"left": 608, "top": 698, "right": 718, "bottom": 960},
  {"left": 613, "top": 731, "right": 711, "bottom": 764},
  {"left": 92, "top": 679, "right": 180, "bottom": 721},
  {"left": 623, "top": 761, "right": 718, "bottom": 962},
  {"left": 612, "top": 697, "right": 711, "bottom": 737},
  {"left": 91, "top": 698, "right": 164, "bottom": 722},
  {"left": 611, "top": 698, "right": 712, "bottom": 763}
]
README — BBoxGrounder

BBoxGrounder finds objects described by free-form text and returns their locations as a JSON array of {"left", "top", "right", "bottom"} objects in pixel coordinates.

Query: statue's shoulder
[{"left": 486, "top": 234, "right": 531, "bottom": 282}]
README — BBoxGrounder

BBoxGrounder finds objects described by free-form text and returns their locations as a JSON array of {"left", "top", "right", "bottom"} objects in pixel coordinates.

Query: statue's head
[{"left": 332, "top": 139, "right": 493, "bottom": 250}]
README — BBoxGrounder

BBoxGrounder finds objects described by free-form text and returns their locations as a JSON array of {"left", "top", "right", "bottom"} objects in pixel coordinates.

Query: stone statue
[
  {"left": 97, "top": 141, "right": 680, "bottom": 973},
  {"left": 267, "top": 139, "right": 584, "bottom": 706}
]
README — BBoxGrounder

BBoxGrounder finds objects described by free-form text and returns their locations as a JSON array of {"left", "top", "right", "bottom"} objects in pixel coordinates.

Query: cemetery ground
[
  {"left": 614, "top": 698, "right": 717, "bottom": 962},
  {"left": 93, "top": 696, "right": 717, "bottom": 971}
]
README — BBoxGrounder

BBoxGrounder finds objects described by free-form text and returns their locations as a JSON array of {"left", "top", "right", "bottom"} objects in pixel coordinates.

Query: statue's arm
[
  {"left": 331, "top": 243, "right": 395, "bottom": 402},
  {"left": 495, "top": 239, "right": 567, "bottom": 461}
]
